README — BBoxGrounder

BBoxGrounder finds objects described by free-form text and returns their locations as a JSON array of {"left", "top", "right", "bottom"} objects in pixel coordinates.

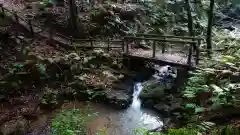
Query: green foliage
[
  {"left": 52, "top": 109, "right": 83, "bottom": 135},
  {"left": 183, "top": 70, "right": 209, "bottom": 99},
  {"left": 134, "top": 127, "right": 199, "bottom": 135},
  {"left": 212, "top": 125, "right": 240, "bottom": 135},
  {"left": 219, "top": 125, "right": 240, "bottom": 135},
  {"left": 166, "top": 128, "right": 199, "bottom": 135},
  {"left": 194, "top": 121, "right": 216, "bottom": 132},
  {"left": 133, "top": 124, "right": 239, "bottom": 135},
  {"left": 134, "top": 127, "right": 165, "bottom": 135},
  {"left": 96, "top": 128, "right": 107, "bottom": 135},
  {"left": 183, "top": 68, "right": 239, "bottom": 114},
  {"left": 210, "top": 83, "right": 238, "bottom": 108},
  {"left": 51, "top": 107, "right": 97, "bottom": 135},
  {"left": 0, "top": 59, "right": 49, "bottom": 96},
  {"left": 40, "top": 0, "right": 53, "bottom": 5},
  {"left": 181, "top": 26, "right": 240, "bottom": 127},
  {"left": 41, "top": 86, "right": 59, "bottom": 105}
]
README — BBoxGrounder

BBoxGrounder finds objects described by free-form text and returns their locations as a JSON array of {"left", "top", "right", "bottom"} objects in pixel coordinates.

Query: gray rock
[
  {"left": 154, "top": 103, "right": 170, "bottom": 116},
  {"left": 139, "top": 79, "right": 165, "bottom": 99},
  {"left": 139, "top": 65, "right": 177, "bottom": 99},
  {"left": 143, "top": 99, "right": 155, "bottom": 107},
  {"left": 105, "top": 90, "right": 132, "bottom": 109},
  {"left": 153, "top": 65, "right": 177, "bottom": 89},
  {"left": 169, "top": 102, "right": 184, "bottom": 113}
]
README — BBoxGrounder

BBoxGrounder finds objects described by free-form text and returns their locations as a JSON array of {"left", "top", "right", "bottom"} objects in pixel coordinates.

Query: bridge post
[
  {"left": 196, "top": 39, "right": 201, "bottom": 65},
  {"left": 90, "top": 37, "right": 93, "bottom": 48},
  {"left": 187, "top": 43, "right": 193, "bottom": 65},
  {"left": 107, "top": 38, "right": 110, "bottom": 52},
  {"left": 69, "top": 36, "right": 73, "bottom": 45},
  {"left": 121, "top": 41, "right": 124, "bottom": 52},
  {"left": 126, "top": 40, "right": 129, "bottom": 55},
  {"left": 152, "top": 41, "right": 156, "bottom": 58},
  {"left": 162, "top": 37, "right": 166, "bottom": 53}
]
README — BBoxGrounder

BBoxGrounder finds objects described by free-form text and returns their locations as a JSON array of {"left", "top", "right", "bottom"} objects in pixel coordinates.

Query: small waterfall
[
  {"left": 224, "top": 24, "right": 240, "bottom": 39},
  {"left": 119, "top": 82, "right": 162, "bottom": 135},
  {"left": 130, "top": 82, "right": 143, "bottom": 110}
]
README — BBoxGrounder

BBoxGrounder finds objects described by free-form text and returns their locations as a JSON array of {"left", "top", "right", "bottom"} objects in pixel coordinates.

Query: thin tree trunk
[
  {"left": 185, "top": 0, "right": 195, "bottom": 64},
  {"left": 206, "top": 0, "right": 215, "bottom": 56},
  {"left": 185, "top": 0, "right": 194, "bottom": 37},
  {"left": 68, "top": 0, "right": 78, "bottom": 35}
]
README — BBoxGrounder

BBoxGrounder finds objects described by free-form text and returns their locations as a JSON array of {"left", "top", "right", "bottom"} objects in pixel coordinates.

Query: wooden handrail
[
  {"left": 71, "top": 45, "right": 122, "bottom": 48},
  {"left": 74, "top": 39, "right": 123, "bottom": 43},
  {"left": 124, "top": 36, "right": 197, "bottom": 44},
  {"left": 135, "top": 33, "right": 204, "bottom": 40}
]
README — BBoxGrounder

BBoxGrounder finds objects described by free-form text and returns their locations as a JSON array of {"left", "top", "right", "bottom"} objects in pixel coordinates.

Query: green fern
[
  {"left": 51, "top": 107, "right": 97, "bottom": 135},
  {"left": 183, "top": 70, "right": 209, "bottom": 99},
  {"left": 134, "top": 127, "right": 199, "bottom": 135}
]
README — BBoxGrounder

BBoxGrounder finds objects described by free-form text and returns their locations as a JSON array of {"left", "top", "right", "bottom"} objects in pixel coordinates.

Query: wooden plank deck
[
  {"left": 125, "top": 45, "right": 196, "bottom": 68},
  {"left": 130, "top": 49, "right": 194, "bottom": 64}
]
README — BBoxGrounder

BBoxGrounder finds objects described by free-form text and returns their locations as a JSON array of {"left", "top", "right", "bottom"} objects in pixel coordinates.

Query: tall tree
[
  {"left": 206, "top": 0, "right": 215, "bottom": 56},
  {"left": 185, "top": 0, "right": 194, "bottom": 37},
  {"left": 185, "top": 0, "right": 195, "bottom": 64},
  {"left": 68, "top": 0, "right": 77, "bottom": 35}
]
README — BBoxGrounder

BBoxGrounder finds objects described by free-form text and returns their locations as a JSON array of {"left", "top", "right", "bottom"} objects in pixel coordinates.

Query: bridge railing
[
  {"left": 123, "top": 36, "right": 199, "bottom": 65},
  {"left": 135, "top": 33, "right": 204, "bottom": 40},
  {"left": 72, "top": 38, "right": 124, "bottom": 51},
  {"left": 0, "top": 5, "right": 200, "bottom": 66},
  {"left": 134, "top": 33, "right": 204, "bottom": 64}
]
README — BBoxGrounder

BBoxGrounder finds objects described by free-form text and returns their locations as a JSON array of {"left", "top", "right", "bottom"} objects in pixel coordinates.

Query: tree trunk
[
  {"left": 206, "top": 0, "right": 215, "bottom": 56},
  {"left": 185, "top": 0, "right": 195, "bottom": 64},
  {"left": 185, "top": 0, "right": 194, "bottom": 37},
  {"left": 68, "top": 0, "right": 78, "bottom": 36}
]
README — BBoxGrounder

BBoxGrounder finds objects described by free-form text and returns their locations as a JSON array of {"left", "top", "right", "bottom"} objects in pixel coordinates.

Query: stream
[
  {"left": 27, "top": 65, "right": 178, "bottom": 135},
  {"left": 28, "top": 82, "right": 163, "bottom": 135},
  {"left": 86, "top": 82, "right": 163, "bottom": 135}
]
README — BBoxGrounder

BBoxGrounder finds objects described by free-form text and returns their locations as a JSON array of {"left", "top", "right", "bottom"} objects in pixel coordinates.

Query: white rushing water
[
  {"left": 131, "top": 82, "right": 143, "bottom": 110},
  {"left": 223, "top": 24, "right": 240, "bottom": 39},
  {"left": 119, "top": 82, "right": 163, "bottom": 135},
  {"left": 78, "top": 82, "right": 164, "bottom": 135}
]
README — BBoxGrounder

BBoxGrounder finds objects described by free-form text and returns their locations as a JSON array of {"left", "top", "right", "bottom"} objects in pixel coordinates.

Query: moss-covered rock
[
  {"left": 139, "top": 79, "right": 165, "bottom": 99},
  {"left": 139, "top": 65, "right": 177, "bottom": 99}
]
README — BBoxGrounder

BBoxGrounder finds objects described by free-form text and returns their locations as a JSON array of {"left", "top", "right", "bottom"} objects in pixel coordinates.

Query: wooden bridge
[
  {"left": 1, "top": 5, "right": 203, "bottom": 68},
  {"left": 123, "top": 34, "right": 203, "bottom": 67}
]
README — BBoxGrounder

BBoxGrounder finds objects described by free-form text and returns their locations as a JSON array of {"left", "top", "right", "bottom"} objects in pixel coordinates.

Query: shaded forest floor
[{"left": 1, "top": 0, "right": 240, "bottom": 135}]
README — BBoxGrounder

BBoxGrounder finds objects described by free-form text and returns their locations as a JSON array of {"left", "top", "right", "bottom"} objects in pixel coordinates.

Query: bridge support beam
[
  {"left": 187, "top": 45, "right": 193, "bottom": 65},
  {"left": 152, "top": 41, "right": 156, "bottom": 58}
]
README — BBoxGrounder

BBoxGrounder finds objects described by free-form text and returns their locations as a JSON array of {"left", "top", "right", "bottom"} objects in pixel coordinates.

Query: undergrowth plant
[
  {"left": 51, "top": 105, "right": 98, "bottom": 135},
  {"left": 134, "top": 127, "right": 199, "bottom": 135},
  {"left": 133, "top": 124, "right": 239, "bottom": 135},
  {"left": 212, "top": 125, "right": 240, "bottom": 135},
  {"left": 183, "top": 70, "right": 210, "bottom": 100}
]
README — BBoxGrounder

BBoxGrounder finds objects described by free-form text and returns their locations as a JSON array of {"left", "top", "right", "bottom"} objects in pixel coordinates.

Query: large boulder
[
  {"left": 139, "top": 79, "right": 165, "bottom": 99},
  {"left": 104, "top": 90, "right": 132, "bottom": 109},
  {"left": 139, "top": 65, "right": 177, "bottom": 99}
]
